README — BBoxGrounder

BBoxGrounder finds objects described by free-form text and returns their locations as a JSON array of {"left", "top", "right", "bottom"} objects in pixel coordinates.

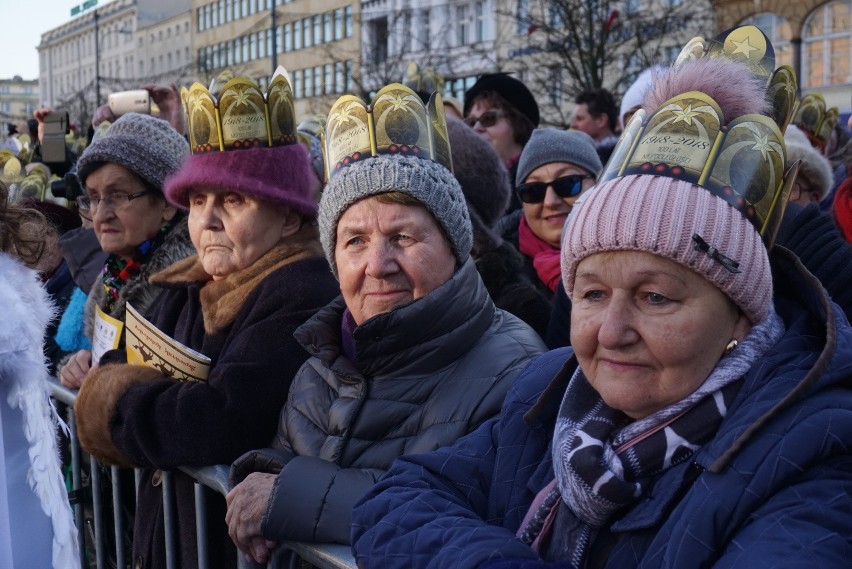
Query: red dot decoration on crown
[{"left": 334, "top": 144, "right": 425, "bottom": 172}]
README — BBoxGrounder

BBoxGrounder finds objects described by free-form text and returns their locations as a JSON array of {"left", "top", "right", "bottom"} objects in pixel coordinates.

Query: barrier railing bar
[
  {"left": 280, "top": 542, "right": 356, "bottom": 569},
  {"left": 195, "top": 481, "right": 209, "bottom": 569},
  {"left": 66, "top": 403, "right": 86, "bottom": 569},
  {"left": 163, "top": 470, "right": 178, "bottom": 569},
  {"left": 111, "top": 465, "right": 126, "bottom": 569},
  {"left": 90, "top": 454, "right": 106, "bottom": 569},
  {"left": 48, "top": 378, "right": 357, "bottom": 569}
]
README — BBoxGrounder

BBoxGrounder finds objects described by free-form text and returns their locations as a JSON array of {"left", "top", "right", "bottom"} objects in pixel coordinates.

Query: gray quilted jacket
[{"left": 230, "top": 259, "right": 546, "bottom": 545}]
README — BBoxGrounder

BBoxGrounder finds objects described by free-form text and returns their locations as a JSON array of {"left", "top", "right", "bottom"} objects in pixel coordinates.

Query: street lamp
[{"left": 93, "top": 10, "right": 133, "bottom": 107}]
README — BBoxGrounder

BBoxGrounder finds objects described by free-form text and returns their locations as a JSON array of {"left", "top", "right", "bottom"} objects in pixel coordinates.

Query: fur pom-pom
[{"left": 643, "top": 57, "right": 770, "bottom": 121}]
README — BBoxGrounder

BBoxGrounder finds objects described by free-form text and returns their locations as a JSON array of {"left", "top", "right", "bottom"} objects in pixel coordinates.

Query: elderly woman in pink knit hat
[
  {"left": 350, "top": 32, "right": 852, "bottom": 569},
  {"left": 73, "top": 118, "right": 339, "bottom": 568}
]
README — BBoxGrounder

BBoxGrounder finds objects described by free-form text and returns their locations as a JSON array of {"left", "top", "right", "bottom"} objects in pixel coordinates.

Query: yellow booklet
[
  {"left": 92, "top": 306, "right": 123, "bottom": 365},
  {"left": 125, "top": 303, "right": 212, "bottom": 382}
]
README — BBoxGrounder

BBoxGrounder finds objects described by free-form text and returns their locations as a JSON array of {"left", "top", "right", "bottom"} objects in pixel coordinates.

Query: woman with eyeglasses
[
  {"left": 463, "top": 73, "right": 540, "bottom": 213},
  {"left": 58, "top": 113, "right": 195, "bottom": 389},
  {"left": 496, "top": 128, "right": 601, "bottom": 301}
]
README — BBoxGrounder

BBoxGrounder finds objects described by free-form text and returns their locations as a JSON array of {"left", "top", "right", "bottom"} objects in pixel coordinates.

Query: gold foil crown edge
[
  {"left": 601, "top": 25, "right": 802, "bottom": 247},
  {"left": 322, "top": 83, "right": 452, "bottom": 181},
  {"left": 181, "top": 68, "right": 297, "bottom": 155}
]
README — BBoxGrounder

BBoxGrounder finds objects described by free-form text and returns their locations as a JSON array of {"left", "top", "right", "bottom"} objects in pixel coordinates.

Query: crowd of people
[{"left": 1, "top": 23, "right": 851, "bottom": 569}]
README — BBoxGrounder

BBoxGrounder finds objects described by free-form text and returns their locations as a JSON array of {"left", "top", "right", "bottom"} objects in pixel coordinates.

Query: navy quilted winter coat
[{"left": 352, "top": 248, "right": 852, "bottom": 569}]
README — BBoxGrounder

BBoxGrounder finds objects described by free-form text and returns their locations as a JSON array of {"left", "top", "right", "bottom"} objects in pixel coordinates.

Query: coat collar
[
  {"left": 151, "top": 224, "right": 323, "bottom": 334},
  {"left": 295, "top": 258, "right": 496, "bottom": 378}
]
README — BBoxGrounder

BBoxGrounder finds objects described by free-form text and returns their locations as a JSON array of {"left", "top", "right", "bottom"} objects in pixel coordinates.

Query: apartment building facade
[{"left": 38, "top": 0, "right": 192, "bottom": 126}]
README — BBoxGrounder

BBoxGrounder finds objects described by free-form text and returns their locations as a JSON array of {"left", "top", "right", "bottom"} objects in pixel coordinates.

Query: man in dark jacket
[{"left": 225, "top": 86, "right": 547, "bottom": 566}]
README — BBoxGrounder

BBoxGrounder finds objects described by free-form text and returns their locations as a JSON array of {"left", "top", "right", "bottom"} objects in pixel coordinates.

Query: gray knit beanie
[
  {"left": 446, "top": 116, "right": 509, "bottom": 228},
  {"left": 516, "top": 128, "right": 602, "bottom": 186},
  {"left": 76, "top": 113, "right": 189, "bottom": 191},
  {"left": 319, "top": 154, "right": 472, "bottom": 278}
]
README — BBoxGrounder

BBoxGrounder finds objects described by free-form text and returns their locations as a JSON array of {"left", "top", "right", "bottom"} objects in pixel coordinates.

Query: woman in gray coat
[{"left": 225, "top": 85, "right": 546, "bottom": 565}]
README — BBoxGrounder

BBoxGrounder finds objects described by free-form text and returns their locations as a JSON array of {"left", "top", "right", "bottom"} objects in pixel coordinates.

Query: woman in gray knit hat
[
  {"left": 59, "top": 113, "right": 195, "bottom": 388},
  {"left": 225, "top": 85, "right": 546, "bottom": 565},
  {"left": 498, "top": 127, "right": 602, "bottom": 300}
]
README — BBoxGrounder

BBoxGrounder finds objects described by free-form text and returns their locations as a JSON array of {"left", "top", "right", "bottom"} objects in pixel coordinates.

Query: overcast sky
[{"left": 1, "top": 0, "right": 82, "bottom": 80}]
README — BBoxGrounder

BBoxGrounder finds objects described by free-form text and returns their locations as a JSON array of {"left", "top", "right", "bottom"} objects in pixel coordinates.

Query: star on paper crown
[
  {"left": 793, "top": 93, "right": 839, "bottom": 146},
  {"left": 600, "top": 25, "right": 801, "bottom": 247},
  {"left": 322, "top": 83, "right": 452, "bottom": 181},
  {"left": 180, "top": 67, "right": 297, "bottom": 154}
]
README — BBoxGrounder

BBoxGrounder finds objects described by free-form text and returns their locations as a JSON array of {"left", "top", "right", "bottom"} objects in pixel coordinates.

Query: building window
[
  {"left": 475, "top": 1, "right": 487, "bottom": 42},
  {"left": 304, "top": 67, "right": 313, "bottom": 97},
  {"left": 314, "top": 65, "right": 322, "bottom": 95},
  {"left": 323, "top": 13, "right": 332, "bottom": 44},
  {"left": 334, "top": 9, "right": 343, "bottom": 40},
  {"left": 457, "top": 5, "right": 469, "bottom": 46},
  {"left": 294, "top": 20, "right": 302, "bottom": 50},
  {"left": 516, "top": 0, "right": 529, "bottom": 35},
  {"left": 739, "top": 12, "right": 792, "bottom": 68},
  {"left": 369, "top": 17, "right": 389, "bottom": 64},
  {"left": 802, "top": 0, "right": 852, "bottom": 88},
  {"left": 303, "top": 17, "right": 312, "bottom": 48},
  {"left": 314, "top": 15, "right": 322, "bottom": 44},
  {"left": 345, "top": 6, "right": 353, "bottom": 37},
  {"left": 324, "top": 63, "right": 332, "bottom": 95},
  {"left": 345, "top": 60, "right": 353, "bottom": 91},
  {"left": 284, "top": 23, "right": 292, "bottom": 52},
  {"left": 418, "top": 9, "right": 430, "bottom": 50},
  {"left": 293, "top": 69, "right": 303, "bottom": 97},
  {"left": 197, "top": 7, "right": 203, "bottom": 31},
  {"left": 250, "top": 33, "right": 258, "bottom": 60},
  {"left": 335, "top": 61, "right": 344, "bottom": 93}
]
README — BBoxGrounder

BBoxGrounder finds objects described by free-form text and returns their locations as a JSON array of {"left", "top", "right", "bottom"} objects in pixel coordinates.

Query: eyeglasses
[
  {"left": 516, "top": 174, "right": 594, "bottom": 204},
  {"left": 76, "top": 190, "right": 152, "bottom": 221},
  {"left": 789, "top": 181, "right": 813, "bottom": 203},
  {"left": 463, "top": 109, "right": 505, "bottom": 128}
]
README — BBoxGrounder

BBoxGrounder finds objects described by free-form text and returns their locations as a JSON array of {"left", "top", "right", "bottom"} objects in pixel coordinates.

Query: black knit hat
[{"left": 464, "top": 73, "right": 540, "bottom": 127}]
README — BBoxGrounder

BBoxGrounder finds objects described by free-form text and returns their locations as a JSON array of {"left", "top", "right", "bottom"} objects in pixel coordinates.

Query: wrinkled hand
[
  {"left": 142, "top": 83, "right": 185, "bottom": 134},
  {"left": 59, "top": 349, "right": 92, "bottom": 389},
  {"left": 225, "top": 472, "right": 278, "bottom": 564},
  {"left": 33, "top": 108, "right": 55, "bottom": 144},
  {"left": 92, "top": 104, "right": 117, "bottom": 128}
]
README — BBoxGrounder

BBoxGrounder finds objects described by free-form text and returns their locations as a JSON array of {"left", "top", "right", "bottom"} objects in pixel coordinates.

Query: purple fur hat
[{"left": 164, "top": 144, "right": 318, "bottom": 218}]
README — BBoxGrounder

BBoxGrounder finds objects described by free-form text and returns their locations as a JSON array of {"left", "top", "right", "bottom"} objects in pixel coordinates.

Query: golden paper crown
[
  {"left": 322, "top": 83, "right": 452, "bottom": 181},
  {"left": 181, "top": 67, "right": 297, "bottom": 154},
  {"left": 793, "top": 93, "right": 838, "bottom": 145},
  {"left": 601, "top": 25, "right": 801, "bottom": 247},
  {"left": 402, "top": 63, "right": 445, "bottom": 98}
]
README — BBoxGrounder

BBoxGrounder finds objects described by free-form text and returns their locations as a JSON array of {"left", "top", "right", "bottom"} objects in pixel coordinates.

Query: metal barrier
[{"left": 48, "top": 377, "right": 357, "bottom": 569}]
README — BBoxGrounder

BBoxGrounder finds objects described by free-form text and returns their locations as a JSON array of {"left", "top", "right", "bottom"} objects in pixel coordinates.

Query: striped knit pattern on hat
[
  {"left": 319, "top": 154, "right": 472, "bottom": 279},
  {"left": 76, "top": 113, "right": 189, "bottom": 191},
  {"left": 561, "top": 175, "right": 772, "bottom": 324}
]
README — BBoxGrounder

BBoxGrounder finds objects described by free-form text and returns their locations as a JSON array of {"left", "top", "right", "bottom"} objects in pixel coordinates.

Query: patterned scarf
[
  {"left": 100, "top": 223, "right": 172, "bottom": 314},
  {"left": 518, "top": 309, "right": 785, "bottom": 565}
]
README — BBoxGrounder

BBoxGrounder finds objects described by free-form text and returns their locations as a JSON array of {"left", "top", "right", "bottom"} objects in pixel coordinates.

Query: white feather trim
[{"left": 0, "top": 254, "right": 79, "bottom": 568}]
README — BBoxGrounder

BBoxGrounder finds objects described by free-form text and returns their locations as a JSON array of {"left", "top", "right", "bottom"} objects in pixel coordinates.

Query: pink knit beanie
[{"left": 561, "top": 174, "right": 773, "bottom": 324}]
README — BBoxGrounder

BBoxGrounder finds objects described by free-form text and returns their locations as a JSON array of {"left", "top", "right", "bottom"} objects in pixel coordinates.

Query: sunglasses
[
  {"left": 516, "top": 174, "right": 594, "bottom": 204},
  {"left": 463, "top": 109, "right": 505, "bottom": 128}
]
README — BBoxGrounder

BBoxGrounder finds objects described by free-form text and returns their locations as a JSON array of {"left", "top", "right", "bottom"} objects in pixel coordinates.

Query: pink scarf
[{"left": 518, "top": 215, "right": 561, "bottom": 293}]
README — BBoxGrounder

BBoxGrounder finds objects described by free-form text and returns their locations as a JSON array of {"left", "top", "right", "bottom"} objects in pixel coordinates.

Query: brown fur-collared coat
[{"left": 75, "top": 224, "right": 339, "bottom": 569}]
